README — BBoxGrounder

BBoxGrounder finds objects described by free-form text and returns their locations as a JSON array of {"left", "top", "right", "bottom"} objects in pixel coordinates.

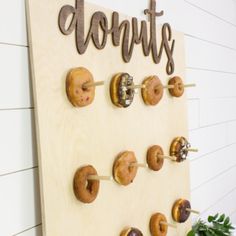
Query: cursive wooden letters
[{"left": 58, "top": 0, "right": 175, "bottom": 75}]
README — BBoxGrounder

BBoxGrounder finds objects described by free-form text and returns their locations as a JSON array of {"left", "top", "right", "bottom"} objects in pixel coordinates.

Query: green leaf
[
  {"left": 187, "top": 230, "right": 195, "bottom": 236},
  {"left": 224, "top": 217, "right": 230, "bottom": 226},
  {"left": 208, "top": 216, "right": 214, "bottom": 222},
  {"left": 218, "top": 214, "right": 225, "bottom": 222},
  {"left": 213, "top": 213, "right": 219, "bottom": 220}
]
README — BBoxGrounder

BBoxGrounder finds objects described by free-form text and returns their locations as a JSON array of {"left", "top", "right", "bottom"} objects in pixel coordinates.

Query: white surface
[{"left": 0, "top": 0, "right": 235, "bottom": 235}]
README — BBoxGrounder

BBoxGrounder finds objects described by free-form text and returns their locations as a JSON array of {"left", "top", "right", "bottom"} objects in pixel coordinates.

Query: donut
[
  {"left": 141, "top": 76, "right": 164, "bottom": 106},
  {"left": 170, "top": 137, "right": 190, "bottom": 162},
  {"left": 150, "top": 213, "right": 168, "bottom": 236},
  {"left": 113, "top": 151, "right": 138, "bottom": 186},
  {"left": 66, "top": 67, "right": 95, "bottom": 107},
  {"left": 172, "top": 199, "right": 191, "bottom": 223},
  {"left": 146, "top": 145, "right": 164, "bottom": 171},
  {"left": 120, "top": 227, "right": 143, "bottom": 236},
  {"left": 73, "top": 165, "right": 100, "bottom": 203},
  {"left": 168, "top": 76, "right": 184, "bottom": 97},
  {"left": 110, "top": 73, "right": 135, "bottom": 108}
]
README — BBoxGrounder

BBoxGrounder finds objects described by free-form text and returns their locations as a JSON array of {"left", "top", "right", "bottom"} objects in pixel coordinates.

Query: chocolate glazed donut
[
  {"left": 120, "top": 227, "right": 143, "bottom": 236},
  {"left": 73, "top": 165, "right": 100, "bottom": 203},
  {"left": 170, "top": 137, "right": 191, "bottom": 162},
  {"left": 172, "top": 199, "right": 191, "bottom": 223},
  {"left": 110, "top": 73, "right": 135, "bottom": 108}
]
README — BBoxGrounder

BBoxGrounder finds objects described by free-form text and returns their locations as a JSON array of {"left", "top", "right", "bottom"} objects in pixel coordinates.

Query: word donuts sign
[{"left": 58, "top": 0, "right": 176, "bottom": 75}]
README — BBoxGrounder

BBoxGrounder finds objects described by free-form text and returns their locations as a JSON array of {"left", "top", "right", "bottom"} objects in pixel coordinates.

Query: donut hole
[
  {"left": 160, "top": 223, "right": 166, "bottom": 233},
  {"left": 85, "top": 180, "right": 94, "bottom": 193}
]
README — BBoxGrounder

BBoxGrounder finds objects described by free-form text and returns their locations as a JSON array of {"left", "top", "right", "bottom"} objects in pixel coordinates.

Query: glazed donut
[
  {"left": 113, "top": 151, "right": 138, "bottom": 186},
  {"left": 146, "top": 145, "right": 164, "bottom": 171},
  {"left": 150, "top": 213, "right": 168, "bottom": 236},
  {"left": 172, "top": 199, "right": 191, "bottom": 223},
  {"left": 168, "top": 76, "right": 184, "bottom": 97},
  {"left": 120, "top": 227, "right": 143, "bottom": 236},
  {"left": 73, "top": 165, "right": 100, "bottom": 203},
  {"left": 142, "top": 76, "right": 164, "bottom": 106},
  {"left": 66, "top": 67, "right": 95, "bottom": 107},
  {"left": 170, "top": 137, "right": 191, "bottom": 162},
  {"left": 110, "top": 73, "right": 135, "bottom": 108}
]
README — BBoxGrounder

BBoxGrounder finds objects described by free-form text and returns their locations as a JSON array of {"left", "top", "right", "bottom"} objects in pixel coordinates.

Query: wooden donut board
[{"left": 26, "top": 0, "right": 191, "bottom": 235}]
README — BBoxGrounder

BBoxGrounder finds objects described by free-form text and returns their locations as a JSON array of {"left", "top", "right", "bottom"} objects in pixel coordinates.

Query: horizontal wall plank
[
  {"left": 160, "top": 0, "right": 236, "bottom": 50},
  {"left": 185, "top": 0, "right": 236, "bottom": 25},
  {"left": 190, "top": 144, "right": 236, "bottom": 189},
  {"left": 191, "top": 166, "right": 236, "bottom": 213},
  {"left": 226, "top": 121, "right": 236, "bottom": 145},
  {"left": 230, "top": 211, "right": 236, "bottom": 225},
  {"left": 187, "top": 99, "right": 199, "bottom": 130},
  {"left": 200, "top": 187, "right": 236, "bottom": 222},
  {"left": 88, "top": 0, "right": 236, "bottom": 50},
  {"left": 0, "top": 168, "right": 41, "bottom": 236},
  {"left": 0, "top": 44, "right": 31, "bottom": 109},
  {"left": 185, "top": 36, "right": 236, "bottom": 73},
  {"left": 186, "top": 69, "right": 236, "bottom": 99},
  {"left": 200, "top": 98, "right": 236, "bottom": 126},
  {"left": 0, "top": 109, "right": 37, "bottom": 176},
  {"left": 0, "top": 0, "right": 27, "bottom": 46},
  {"left": 14, "top": 225, "right": 42, "bottom": 236},
  {"left": 189, "top": 123, "right": 227, "bottom": 160}
]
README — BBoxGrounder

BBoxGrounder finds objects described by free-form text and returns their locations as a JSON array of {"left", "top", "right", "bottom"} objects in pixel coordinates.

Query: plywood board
[{"left": 26, "top": 0, "right": 191, "bottom": 235}]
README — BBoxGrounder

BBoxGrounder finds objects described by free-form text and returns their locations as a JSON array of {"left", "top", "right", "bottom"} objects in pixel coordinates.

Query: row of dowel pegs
[
  {"left": 120, "top": 200, "right": 200, "bottom": 236},
  {"left": 65, "top": 67, "right": 196, "bottom": 108},
  {"left": 73, "top": 136, "right": 198, "bottom": 203}
]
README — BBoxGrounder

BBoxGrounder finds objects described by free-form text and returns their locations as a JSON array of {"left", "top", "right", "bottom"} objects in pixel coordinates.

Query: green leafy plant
[{"left": 187, "top": 213, "right": 235, "bottom": 236}]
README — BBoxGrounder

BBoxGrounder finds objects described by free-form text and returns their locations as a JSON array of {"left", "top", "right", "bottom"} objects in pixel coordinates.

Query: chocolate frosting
[
  {"left": 128, "top": 228, "right": 143, "bottom": 236},
  {"left": 118, "top": 73, "right": 135, "bottom": 108},
  {"left": 179, "top": 200, "right": 191, "bottom": 223}
]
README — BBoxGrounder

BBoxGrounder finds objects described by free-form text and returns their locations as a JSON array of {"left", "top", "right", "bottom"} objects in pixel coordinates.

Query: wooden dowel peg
[
  {"left": 160, "top": 221, "right": 177, "bottom": 229},
  {"left": 126, "top": 84, "right": 146, "bottom": 90},
  {"left": 87, "top": 175, "right": 112, "bottom": 181},
  {"left": 130, "top": 163, "right": 148, "bottom": 168},
  {"left": 183, "top": 83, "right": 196, "bottom": 88},
  {"left": 83, "top": 81, "right": 105, "bottom": 89},
  {"left": 186, "top": 208, "right": 200, "bottom": 215},
  {"left": 163, "top": 85, "right": 175, "bottom": 89},
  {"left": 187, "top": 148, "right": 198, "bottom": 152},
  {"left": 158, "top": 154, "right": 177, "bottom": 161}
]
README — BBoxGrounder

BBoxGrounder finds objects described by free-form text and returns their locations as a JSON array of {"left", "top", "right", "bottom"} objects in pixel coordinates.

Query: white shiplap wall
[{"left": 0, "top": 0, "right": 236, "bottom": 235}]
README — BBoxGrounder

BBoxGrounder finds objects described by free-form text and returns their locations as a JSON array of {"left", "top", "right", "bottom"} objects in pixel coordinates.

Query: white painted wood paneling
[
  {"left": 200, "top": 98, "right": 236, "bottom": 126},
  {"left": 188, "top": 123, "right": 227, "bottom": 160},
  {"left": 191, "top": 166, "right": 236, "bottom": 213},
  {"left": 190, "top": 144, "right": 236, "bottom": 189},
  {"left": 187, "top": 99, "right": 200, "bottom": 130},
  {"left": 185, "top": 0, "right": 236, "bottom": 25},
  {"left": 0, "top": 168, "right": 41, "bottom": 236},
  {"left": 200, "top": 187, "right": 236, "bottom": 222},
  {"left": 186, "top": 69, "right": 236, "bottom": 99},
  {"left": 0, "top": 109, "right": 37, "bottom": 176},
  {"left": 0, "top": 44, "right": 31, "bottom": 109},
  {"left": 14, "top": 225, "right": 42, "bottom": 236},
  {"left": 226, "top": 121, "right": 236, "bottom": 145},
  {"left": 0, "top": 0, "right": 27, "bottom": 46},
  {"left": 185, "top": 36, "right": 236, "bottom": 73}
]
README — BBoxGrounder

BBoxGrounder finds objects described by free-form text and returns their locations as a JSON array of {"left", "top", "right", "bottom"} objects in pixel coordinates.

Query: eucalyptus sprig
[{"left": 187, "top": 213, "right": 235, "bottom": 236}]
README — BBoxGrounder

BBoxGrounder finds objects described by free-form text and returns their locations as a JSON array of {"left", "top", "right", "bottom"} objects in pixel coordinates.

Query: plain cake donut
[
  {"left": 73, "top": 165, "right": 100, "bottom": 203},
  {"left": 113, "top": 151, "right": 138, "bottom": 186}
]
